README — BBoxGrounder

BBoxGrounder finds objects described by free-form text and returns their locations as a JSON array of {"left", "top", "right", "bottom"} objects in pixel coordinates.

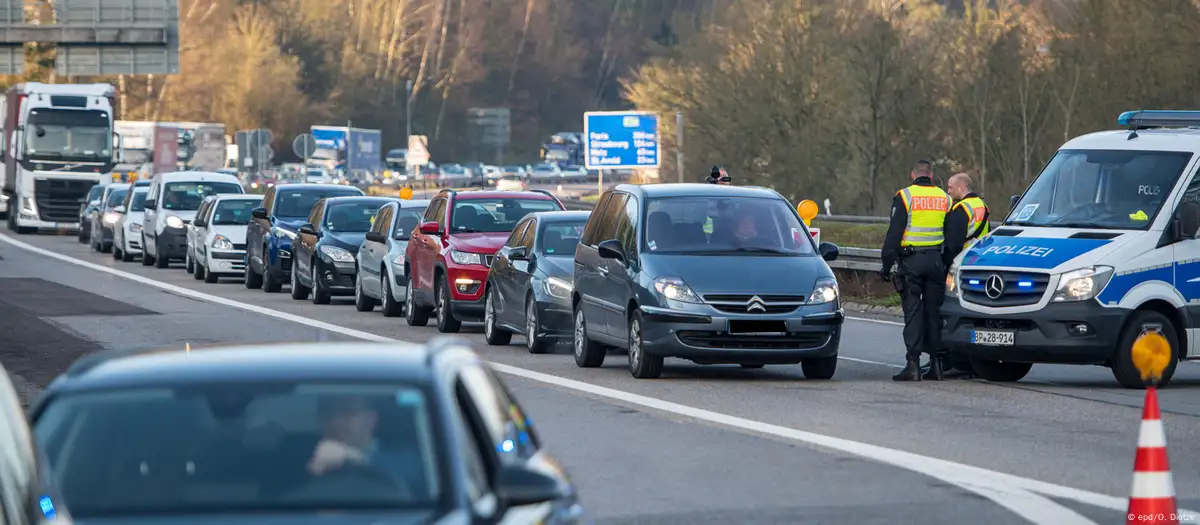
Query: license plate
[{"left": 971, "top": 330, "right": 1015, "bottom": 346}]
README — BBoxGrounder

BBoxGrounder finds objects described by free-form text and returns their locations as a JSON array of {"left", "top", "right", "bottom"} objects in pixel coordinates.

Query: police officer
[
  {"left": 707, "top": 166, "right": 731, "bottom": 185},
  {"left": 880, "top": 160, "right": 952, "bottom": 381}
]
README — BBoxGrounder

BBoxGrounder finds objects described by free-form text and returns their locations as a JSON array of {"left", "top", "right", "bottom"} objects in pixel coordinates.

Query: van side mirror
[
  {"left": 818, "top": 242, "right": 839, "bottom": 262},
  {"left": 1176, "top": 201, "right": 1200, "bottom": 240},
  {"left": 251, "top": 207, "right": 268, "bottom": 219},
  {"left": 192, "top": 218, "right": 207, "bottom": 228},
  {"left": 114, "top": 205, "right": 126, "bottom": 214},
  {"left": 143, "top": 199, "right": 157, "bottom": 209},
  {"left": 597, "top": 239, "right": 624, "bottom": 262},
  {"left": 418, "top": 221, "right": 441, "bottom": 235},
  {"left": 1009, "top": 195, "right": 1021, "bottom": 210}
]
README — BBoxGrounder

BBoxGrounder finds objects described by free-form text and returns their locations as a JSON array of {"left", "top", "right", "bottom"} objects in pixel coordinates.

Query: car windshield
[
  {"left": 212, "top": 200, "right": 260, "bottom": 225},
  {"left": 275, "top": 189, "right": 362, "bottom": 219},
  {"left": 540, "top": 220, "right": 587, "bottom": 255},
  {"left": 87, "top": 185, "right": 105, "bottom": 202},
  {"left": 441, "top": 165, "right": 465, "bottom": 174},
  {"left": 129, "top": 191, "right": 148, "bottom": 212},
  {"left": 325, "top": 202, "right": 387, "bottom": 232},
  {"left": 161, "top": 182, "right": 244, "bottom": 211},
  {"left": 450, "top": 198, "right": 562, "bottom": 233},
  {"left": 644, "top": 196, "right": 816, "bottom": 255},
  {"left": 105, "top": 189, "right": 129, "bottom": 208},
  {"left": 1006, "top": 149, "right": 1193, "bottom": 230},
  {"left": 34, "top": 382, "right": 443, "bottom": 517},
  {"left": 393, "top": 208, "right": 425, "bottom": 240}
]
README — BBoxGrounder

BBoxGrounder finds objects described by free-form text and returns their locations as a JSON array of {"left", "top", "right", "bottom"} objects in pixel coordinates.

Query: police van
[{"left": 942, "top": 110, "right": 1200, "bottom": 388}]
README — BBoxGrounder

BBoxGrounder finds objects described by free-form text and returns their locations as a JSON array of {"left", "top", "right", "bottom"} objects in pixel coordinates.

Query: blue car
[{"left": 244, "top": 183, "right": 364, "bottom": 292}]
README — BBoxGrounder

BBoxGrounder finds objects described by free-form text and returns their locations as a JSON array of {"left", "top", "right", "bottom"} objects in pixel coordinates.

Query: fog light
[
  {"left": 1067, "top": 322, "right": 1091, "bottom": 336},
  {"left": 455, "top": 277, "right": 480, "bottom": 294}
]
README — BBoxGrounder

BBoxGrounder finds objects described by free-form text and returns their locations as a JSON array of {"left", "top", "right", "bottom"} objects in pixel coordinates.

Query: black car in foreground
[
  {"left": 485, "top": 210, "right": 590, "bottom": 353},
  {"left": 291, "top": 196, "right": 394, "bottom": 304},
  {"left": 30, "top": 339, "right": 584, "bottom": 525}
]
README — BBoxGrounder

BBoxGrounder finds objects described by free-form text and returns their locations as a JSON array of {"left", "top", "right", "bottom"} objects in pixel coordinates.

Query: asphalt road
[{"left": 4, "top": 232, "right": 1200, "bottom": 525}]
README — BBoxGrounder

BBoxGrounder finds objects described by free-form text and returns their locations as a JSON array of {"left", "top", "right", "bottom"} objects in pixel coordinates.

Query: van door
[
  {"left": 1170, "top": 174, "right": 1200, "bottom": 358},
  {"left": 587, "top": 192, "right": 628, "bottom": 339},
  {"left": 603, "top": 195, "right": 640, "bottom": 338}
]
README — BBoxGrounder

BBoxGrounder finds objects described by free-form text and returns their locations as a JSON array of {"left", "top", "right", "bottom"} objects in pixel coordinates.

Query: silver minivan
[{"left": 355, "top": 199, "right": 431, "bottom": 315}]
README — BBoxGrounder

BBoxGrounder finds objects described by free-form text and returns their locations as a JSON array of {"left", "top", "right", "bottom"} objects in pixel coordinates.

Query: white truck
[{"left": 1, "top": 83, "right": 119, "bottom": 234}]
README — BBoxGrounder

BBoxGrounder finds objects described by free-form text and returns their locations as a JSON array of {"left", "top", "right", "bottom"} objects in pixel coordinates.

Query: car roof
[
  {"left": 451, "top": 190, "right": 556, "bottom": 201},
  {"left": 321, "top": 196, "right": 395, "bottom": 205},
  {"left": 155, "top": 171, "right": 242, "bottom": 183},
  {"left": 1062, "top": 128, "right": 1200, "bottom": 152},
  {"left": 52, "top": 342, "right": 452, "bottom": 392},
  {"left": 274, "top": 183, "right": 364, "bottom": 192},
  {"left": 619, "top": 183, "right": 782, "bottom": 199},
  {"left": 211, "top": 193, "right": 262, "bottom": 201},
  {"left": 534, "top": 210, "right": 590, "bottom": 222},
  {"left": 106, "top": 183, "right": 131, "bottom": 191},
  {"left": 399, "top": 199, "right": 431, "bottom": 208}
]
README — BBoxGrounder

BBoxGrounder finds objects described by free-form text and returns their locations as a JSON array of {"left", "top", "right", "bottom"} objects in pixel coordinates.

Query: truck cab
[
  {"left": 0, "top": 83, "right": 118, "bottom": 234},
  {"left": 943, "top": 110, "right": 1200, "bottom": 389}
]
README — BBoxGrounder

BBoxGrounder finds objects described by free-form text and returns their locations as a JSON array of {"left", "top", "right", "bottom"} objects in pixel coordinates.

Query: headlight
[
  {"left": 320, "top": 245, "right": 355, "bottom": 262},
  {"left": 102, "top": 212, "right": 119, "bottom": 224},
  {"left": 449, "top": 250, "right": 485, "bottom": 266},
  {"left": 391, "top": 254, "right": 406, "bottom": 266},
  {"left": 653, "top": 276, "right": 701, "bottom": 303},
  {"left": 272, "top": 226, "right": 297, "bottom": 240},
  {"left": 129, "top": 222, "right": 142, "bottom": 233},
  {"left": 1052, "top": 266, "right": 1114, "bottom": 303},
  {"left": 808, "top": 277, "right": 839, "bottom": 304},
  {"left": 212, "top": 235, "right": 234, "bottom": 250},
  {"left": 543, "top": 276, "right": 572, "bottom": 299},
  {"left": 165, "top": 215, "right": 185, "bottom": 229},
  {"left": 945, "top": 264, "right": 958, "bottom": 295}
]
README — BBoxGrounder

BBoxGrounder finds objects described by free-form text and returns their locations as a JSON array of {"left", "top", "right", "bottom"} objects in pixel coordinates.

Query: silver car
[{"left": 354, "top": 199, "right": 431, "bottom": 316}]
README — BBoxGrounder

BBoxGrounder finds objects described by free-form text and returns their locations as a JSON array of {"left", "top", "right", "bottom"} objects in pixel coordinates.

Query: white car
[
  {"left": 112, "top": 185, "right": 150, "bottom": 262},
  {"left": 186, "top": 193, "right": 262, "bottom": 283},
  {"left": 141, "top": 171, "right": 245, "bottom": 268},
  {"left": 495, "top": 174, "right": 527, "bottom": 192}
]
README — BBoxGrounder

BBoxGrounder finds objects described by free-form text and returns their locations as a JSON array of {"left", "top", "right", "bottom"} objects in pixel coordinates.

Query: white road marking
[
  {"left": 846, "top": 315, "right": 904, "bottom": 327},
  {"left": 7, "top": 233, "right": 1186, "bottom": 524}
]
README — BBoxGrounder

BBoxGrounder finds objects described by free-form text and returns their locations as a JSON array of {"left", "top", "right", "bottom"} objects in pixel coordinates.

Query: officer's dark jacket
[
  {"left": 881, "top": 176, "right": 941, "bottom": 271},
  {"left": 942, "top": 191, "right": 987, "bottom": 266}
]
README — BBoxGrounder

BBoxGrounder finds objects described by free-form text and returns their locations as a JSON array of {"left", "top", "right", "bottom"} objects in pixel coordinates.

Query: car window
[
  {"left": 195, "top": 200, "right": 212, "bottom": 221},
  {"left": 128, "top": 190, "right": 148, "bottom": 212},
  {"left": 211, "top": 200, "right": 259, "bottom": 226},
  {"left": 505, "top": 220, "right": 531, "bottom": 248},
  {"left": 456, "top": 366, "right": 538, "bottom": 462},
  {"left": 33, "top": 383, "right": 444, "bottom": 517},
  {"left": 105, "top": 188, "right": 129, "bottom": 208},
  {"left": 615, "top": 196, "right": 638, "bottom": 257},
  {"left": 87, "top": 185, "right": 105, "bottom": 202},
  {"left": 580, "top": 193, "right": 613, "bottom": 247},
  {"left": 393, "top": 207, "right": 425, "bottom": 240},
  {"left": 273, "top": 188, "right": 363, "bottom": 219},
  {"left": 449, "top": 198, "right": 561, "bottom": 233},
  {"left": 324, "top": 201, "right": 387, "bottom": 233},
  {"left": 371, "top": 206, "right": 393, "bottom": 234},
  {"left": 540, "top": 219, "right": 587, "bottom": 256},
  {"left": 593, "top": 193, "right": 629, "bottom": 242},
  {"left": 307, "top": 200, "right": 325, "bottom": 229},
  {"left": 262, "top": 186, "right": 276, "bottom": 215},
  {"left": 644, "top": 195, "right": 816, "bottom": 255},
  {"left": 161, "top": 182, "right": 243, "bottom": 211},
  {"left": 519, "top": 220, "right": 535, "bottom": 250}
]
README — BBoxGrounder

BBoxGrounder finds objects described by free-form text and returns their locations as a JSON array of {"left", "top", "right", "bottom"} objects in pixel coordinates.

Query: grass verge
[
  {"left": 811, "top": 219, "right": 888, "bottom": 249},
  {"left": 833, "top": 268, "right": 901, "bottom": 307}
]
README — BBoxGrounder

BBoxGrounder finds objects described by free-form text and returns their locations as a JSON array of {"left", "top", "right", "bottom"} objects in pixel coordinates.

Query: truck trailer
[
  {"left": 310, "top": 125, "right": 382, "bottom": 178},
  {"left": 1, "top": 83, "right": 118, "bottom": 233}
]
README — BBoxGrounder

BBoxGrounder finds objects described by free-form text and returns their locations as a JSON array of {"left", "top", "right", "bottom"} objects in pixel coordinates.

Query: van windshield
[
  {"left": 644, "top": 196, "right": 816, "bottom": 255},
  {"left": 1007, "top": 150, "right": 1193, "bottom": 230}
]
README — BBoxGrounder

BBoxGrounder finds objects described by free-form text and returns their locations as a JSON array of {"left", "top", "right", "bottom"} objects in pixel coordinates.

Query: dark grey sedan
[{"left": 484, "top": 210, "right": 590, "bottom": 353}]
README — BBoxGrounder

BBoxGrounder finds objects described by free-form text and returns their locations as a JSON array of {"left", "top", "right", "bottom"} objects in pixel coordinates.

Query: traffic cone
[{"left": 1127, "top": 386, "right": 1178, "bottom": 525}]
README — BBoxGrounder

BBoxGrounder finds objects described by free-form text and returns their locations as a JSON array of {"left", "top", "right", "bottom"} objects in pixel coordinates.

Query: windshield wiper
[
  {"left": 689, "top": 247, "right": 793, "bottom": 256},
  {"left": 1047, "top": 222, "right": 1122, "bottom": 230},
  {"left": 452, "top": 227, "right": 484, "bottom": 233}
]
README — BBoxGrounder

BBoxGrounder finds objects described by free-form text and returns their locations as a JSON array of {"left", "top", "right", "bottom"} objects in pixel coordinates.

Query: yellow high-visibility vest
[
  {"left": 704, "top": 216, "right": 714, "bottom": 234},
  {"left": 953, "top": 196, "right": 989, "bottom": 250},
  {"left": 898, "top": 185, "right": 951, "bottom": 247}
]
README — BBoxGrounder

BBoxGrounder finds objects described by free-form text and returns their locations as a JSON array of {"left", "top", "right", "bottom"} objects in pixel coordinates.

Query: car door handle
[{"left": 597, "top": 266, "right": 609, "bottom": 276}]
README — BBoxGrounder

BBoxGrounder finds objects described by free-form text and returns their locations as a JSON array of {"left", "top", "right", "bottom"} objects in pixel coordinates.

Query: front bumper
[
  {"left": 387, "top": 263, "right": 409, "bottom": 302},
  {"left": 207, "top": 250, "right": 247, "bottom": 274},
  {"left": 98, "top": 223, "right": 115, "bottom": 242},
  {"left": 268, "top": 239, "right": 294, "bottom": 276},
  {"left": 940, "top": 297, "right": 1127, "bottom": 365},
  {"left": 316, "top": 257, "right": 357, "bottom": 294},
  {"left": 535, "top": 298, "right": 574, "bottom": 339},
  {"left": 124, "top": 228, "right": 143, "bottom": 253},
  {"left": 451, "top": 296, "right": 486, "bottom": 322},
  {"left": 157, "top": 227, "right": 188, "bottom": 259},
  {"left": 638, "top": 304, "right": 843, "bottom": 365}
]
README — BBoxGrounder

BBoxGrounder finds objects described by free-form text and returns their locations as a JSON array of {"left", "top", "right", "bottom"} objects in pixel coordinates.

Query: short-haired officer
[
  {"left": 880, "top": 159, "right": 953, "bottom": 381},
  {"left": 707, "top": 166, "right": 731, "bottom": 185}
]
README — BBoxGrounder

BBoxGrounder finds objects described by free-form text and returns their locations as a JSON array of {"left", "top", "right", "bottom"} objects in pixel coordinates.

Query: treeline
[
  {"left": 7, "top": 0, "right": 721, "bottom": 163},
  {"left": 625, "top": 0, "right": 1200, "bottom": 216}
]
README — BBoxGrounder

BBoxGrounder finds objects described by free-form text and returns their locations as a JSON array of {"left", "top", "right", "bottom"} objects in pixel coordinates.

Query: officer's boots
[
  {"left": 923, "top": 356, "right": 945, "bottom": 381},
  {"left": 892, "top": 358, "right": 922, "bottom": 381}
]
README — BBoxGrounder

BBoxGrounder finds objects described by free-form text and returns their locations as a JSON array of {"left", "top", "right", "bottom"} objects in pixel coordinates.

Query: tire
[
  {"left": 968, "top": 356, "right": 1033, "bottom": 383},
  {"left": 77, "top": 224, "right": 88, "bottom": 243},
  {"left": 354, "top": 275, "right": 375, "bottom": 312},
  {"left": 185, "top": 250, "right": 194, "bottom": 273},
  {"left": 628, "top": 310, "right": 663, "bottom": 379},
  {"left": 203, "top": 261, "right": 219, "bottom": 283},
  {"left": 121, "top": 244, "right": 134, "bottom": 262},
  {"left": 380, "top": 269, "right": 403, "bottom": 317},
  {"left": 434, "top": 277, "right": 461, "bottom": 333},
  {"left": 311, "top": 263, "right": 331, "bottom": 304},
  {"left": 484, "top": 286, "right": 512, "bottom": 345},
  {"left": 140, "top": 235, "right": 155, "bottom": 266},
  {"left": 573, "top": 306, "right": 605, "bottom": 368},
  {"left": 1110, "top": 310, "right": 1180, "bottom": 389},
  {"left": 193, "top": 260, "right": 206, "bottom": 280},
  {"left": 290, "top": 263, "right": 310, "bottom": 300},
  {"left": 526, "top": 295, "right": 549, "bottom": 354},
  {"left": 100, "top": 241, "right": 112, "bottom": 253},
  {"left": 263, "top": 263, "right": 283, "bottom": 293},
  {"left": 801, "top": 356, "right": 838, "bottom": 379},
  {"left": 405, "top": 271, "right": 430, "bottom": 326},
  {"left": 112, "top": 244, "right": 121, "bottom": 260},
  {"left": 153, "top": 239, "right": 169, "bottom": 268},
  {"left": 244, "top": 255, "right": 264, "bottom": 289}
]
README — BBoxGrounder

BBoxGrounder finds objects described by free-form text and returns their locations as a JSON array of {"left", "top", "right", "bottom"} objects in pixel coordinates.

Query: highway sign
[
  {"left": 467, "top": 108, "right": 510, "bottom": 147},
  {"left": 584, "top": 111, "right": 659, "bottom": 170},
  {"left": 292, "top": 133, "right": 317, "bottom": 158},
  {"left": 407, "top": 135, "right": 429, "bottom": 166}
]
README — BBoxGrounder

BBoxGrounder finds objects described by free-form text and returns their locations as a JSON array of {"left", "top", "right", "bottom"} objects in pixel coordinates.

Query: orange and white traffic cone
[{"left": 1127, "top": 386, "right": 1178, "bottom": 525}]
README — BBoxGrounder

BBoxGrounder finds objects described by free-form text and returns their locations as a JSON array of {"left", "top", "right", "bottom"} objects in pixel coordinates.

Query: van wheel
[
  {"left": 1111, "top": 310, "right": 1179, "bottom": 389},
  {"left": 968, "top": 356, "right": 1032, "bottom": 383},
  {"left": 628, "top": 311, "right": 663, "bottom": 379},
  {"left": 140, "top": 235, "right": 155, "bottom": 266},
  {"left": 573, "top": 306, "right": 605, "bottom": 368},
  {"left": 405, "top": 272, "right": 430, "bottom": 326},
  {"left": 154, "top": 240, "right": 170, "bottom": 268}
]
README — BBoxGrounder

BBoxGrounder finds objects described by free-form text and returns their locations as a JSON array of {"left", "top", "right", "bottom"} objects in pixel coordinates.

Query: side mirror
[
  {"left": 494, "top": 463, "right": 566, "bottom": 508},
  {"left": 113, "top": 131, "right": 123, "bottom": 162},
  {"left": 114, "top": 205, "right": 126, "bottom": 214},
  {"left": 143, "top": 199, "right": 157, "bottom": 209},
  {"left": 418, "top": 221, "right": 441, "bottom": 235},
  {"left": 819, "top": 242, "right": 840, "bottom": 262},
  {"left": 1176, "top": 201, "right": 1200, "bottom": 240},
  {"left": 1010, "top": 195, "right": 1021, "bottom": 209},
  {"left": 298, "top": 223, "right": 317, "bottom": 236},
  {"left": 597, "top": 239, "right": 624, "bottom": 262},
  {"left": 508, "top": 246, "right": 528, "bottom": 260},
  {"left": 251, "top": 207, "right": 268, "bottom": 219},
  {"left": 192, "top": 218, "right": 207, "bottom": 228},
  {"left": 365, "top": 231, "right": 386, "bottom": 243}
]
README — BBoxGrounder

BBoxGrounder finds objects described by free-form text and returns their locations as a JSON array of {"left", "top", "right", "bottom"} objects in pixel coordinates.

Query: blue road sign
[{"left": 584, "top": 111, "right": 659, "bottom": 170}]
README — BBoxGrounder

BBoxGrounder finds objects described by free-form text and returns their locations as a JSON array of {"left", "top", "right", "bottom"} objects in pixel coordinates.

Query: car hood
[
  {"left": 957, "top": 227, "right": 1139, "bottom": 273},
  {"left": 449, "top": 232, "right": 509, "bottom": 253},
  {"left": 539, "top": 255, "right": 575, "bottom": 282},
  {"left": 75, "top": 509, "right": 452, "bottom": 525},
  {"left": 165, "top": 209, "right": 198, "bottom": 222},
  {"left": 275, "top": 218, "right": 307, "bottom": 231},
  {"left": 210, "top": 225, "right": 247, "bottom": 244},
  {"left": 323, "top": 231, "right": 367, "bottom": 253},
  {"left": 648, "top": 254, "right": 831, "bottom": 296}
]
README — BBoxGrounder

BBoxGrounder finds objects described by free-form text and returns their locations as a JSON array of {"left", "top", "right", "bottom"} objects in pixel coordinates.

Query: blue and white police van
[{"left": 941, "top": 110, "right": 1200, "bottom": 388}]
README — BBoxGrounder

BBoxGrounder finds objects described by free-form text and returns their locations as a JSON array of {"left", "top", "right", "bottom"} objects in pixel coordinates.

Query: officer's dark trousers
[{"left": 895, "top": 249, "right": 946, "bottom": 361}]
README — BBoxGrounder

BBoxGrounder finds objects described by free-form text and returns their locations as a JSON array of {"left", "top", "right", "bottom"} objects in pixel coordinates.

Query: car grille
[
  {"left": 35, "top": 179, "right": 97, "bottom": 223},
  {"left": 702, "top": 294, "right": 807, "bottom": 314},
  {"left": 211, "top": 251, "right": 243, "bottom": 260},
  {"left": 232, "top": 243, "right": 246, "bottom": 250},
  {"left": 959, "top": 270, "right": 1049, "bottom": 307},
  {"left": 677, "top": 331, "right": 829, "bottom": 350}
]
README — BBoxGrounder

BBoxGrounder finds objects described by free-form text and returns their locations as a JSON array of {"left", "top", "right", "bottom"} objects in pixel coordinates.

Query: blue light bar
[{"left": 1117, "top": 110, "right": 1200, "bottom": 128}]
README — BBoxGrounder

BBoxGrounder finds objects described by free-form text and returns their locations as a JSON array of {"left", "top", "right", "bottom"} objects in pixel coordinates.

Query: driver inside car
[{"left": 307, "top": 395, "right": 415, "bottom": 496}]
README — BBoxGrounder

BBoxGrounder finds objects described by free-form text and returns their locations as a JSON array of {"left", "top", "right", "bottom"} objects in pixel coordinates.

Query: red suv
[{"left": 404, "top": 189, "right": 566, "bottom": 332}]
